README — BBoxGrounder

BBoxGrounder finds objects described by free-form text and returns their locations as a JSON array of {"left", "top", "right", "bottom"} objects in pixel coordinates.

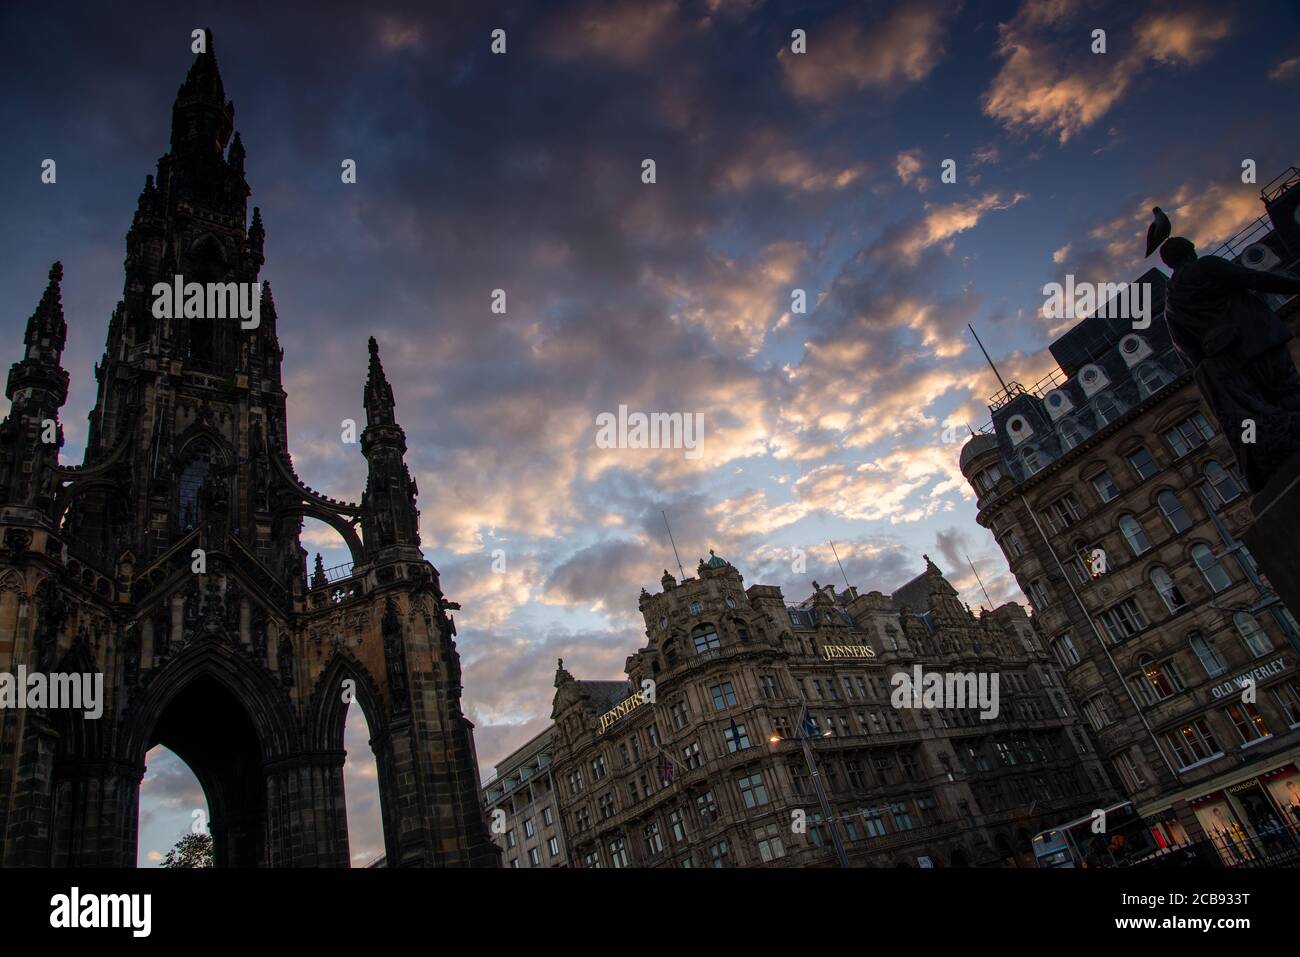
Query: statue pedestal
[{"left": 1244, "top": 452, "right": 1300, "bottom": 620}]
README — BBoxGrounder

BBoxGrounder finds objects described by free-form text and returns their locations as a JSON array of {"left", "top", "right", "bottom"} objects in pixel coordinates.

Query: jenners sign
[
  {"left": 598, "top": 689, "right": 649, "bottom": 733},
  {"left": 821, "top": 644, "right": 876, "bottom": 661}
]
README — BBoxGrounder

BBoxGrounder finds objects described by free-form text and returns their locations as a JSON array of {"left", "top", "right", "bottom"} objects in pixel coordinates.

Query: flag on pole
[{"left": 656, "top": 750, "right": 676, "bottom": 788}]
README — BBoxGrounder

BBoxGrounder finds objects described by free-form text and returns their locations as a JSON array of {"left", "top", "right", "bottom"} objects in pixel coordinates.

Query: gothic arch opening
[
  {"left": 137, "top": 745, "right": 210, "bottom": 867},
  {"left": 311, "top": 653, "right": 394, "bottom": 868},
  {"left": 342, "top": 700, "right": 384, "bottom": 866},
  {"left": 145, "top": 674, "right": 267, "bottom": 867},
  {"left": 301, "top": 516, "right": 357, "bottom": 586}
]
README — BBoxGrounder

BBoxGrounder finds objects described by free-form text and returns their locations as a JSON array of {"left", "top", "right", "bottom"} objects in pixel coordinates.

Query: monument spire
[{"left": 360, "top": 338, "right": 421, "bottom": 559}]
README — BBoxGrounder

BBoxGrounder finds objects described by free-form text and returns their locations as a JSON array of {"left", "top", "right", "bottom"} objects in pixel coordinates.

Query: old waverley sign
[{"left": 1209, "top": 655, "right": 1290, "bottom": 700}]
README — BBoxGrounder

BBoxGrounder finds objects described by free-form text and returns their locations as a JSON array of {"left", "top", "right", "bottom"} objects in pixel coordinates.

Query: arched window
[
  {"left": 1189, "top": 632, "right": 1227, "bottom": 677},
  {"left": 1192, "top": 543, "right": 1231, "bottom": 592},
  {"left": 1059, "top": 419, "right": 1082, "bottom": 450},
  {"left": 1157, "top": 490, "right": 1192, "bottom": 533},
  {"left": 1150, "top": 566, "right": 1187, "bottom": 614},
  {"left": 663, "top": 639, "right": 678, "bottom": 667},
  {"left": 1119, "top": 514, "right": 1152, "bottom": 556},
  {"left": 177, "top": 455, "right": 211, "bottom": 531},
  {"left": 1203, "top": 461, "right": 1242, "bottom": 507},
  {"left": 691, "top": 623, "right": 720, "bottom": 654},
  {"left": 1233, "top": 612, "right": 1272, "bottom": 658}
]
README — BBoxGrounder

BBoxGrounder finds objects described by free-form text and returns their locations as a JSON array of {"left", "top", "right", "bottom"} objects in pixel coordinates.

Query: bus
[{"left": 1032, "top": 802, "right": 1159, "bottom": 868}]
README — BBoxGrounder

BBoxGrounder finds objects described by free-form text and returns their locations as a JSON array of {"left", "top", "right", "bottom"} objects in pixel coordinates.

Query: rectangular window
[
  {"left": 1000, "top": 529, "right": 1027, "bottom": 559},
  {"left": 738, "top": 772, "right": 770, "bottom": 809},
  {"left": 862, "top": 807, "right": 887, "bottom": 837},
  {"left": 1165, "top": 718, "right": 1223, "bottom": 767},
  {"left": 754, "top": 823, "right": 786, "bottom": 862},
  {"left": 643, "top": 822, "right": 664, "bottom": 855},
  {"left": 710, "top": 681, "right": 738, "bottom": 710},
  {"left": 1100, "top": 599, "right": 1148, "bottom": 643},
  {"left": 916, "top": 796, "right": 940, "bottom": 825},
  {"left": 696, "top": 790, "right": 718, "bottom": 824},
  {"left": 1128, "top": 446, "right": 1159, "bottom": 481},
  {"left": 899, "top": 751, "right": 920, "bottom": 781},
  {"left": 583, "top": 850, "right": 601, "bottom": 868},
  {"left": 707, "top": 839, "right": 729, "bottom": 868},
  {"left": 1163, "top": 414, "right": 1215, "bottom": 458},
  {"left": 1225, "top": 702, "right": 1271, "bottom": 743},
  {"left": 974, "top": 463, "right": 1004, "bottom": 494},
  {"left": 669, "top": 808, "right": 687, "bottom": 842},
  {"left": 1052, "top": 634, "right": 1080, "bottom": 668},
  {"left": 547, "top": 836, "right": 559, "bottom": 857},
  {"left": 1082, "top": 695, "right": 1114, "bottom": 731},
  {"left": 591, "top": 755, "right": 607, "bottom": 780},
  {"left": 1115, "top": 750, "right": 1146, "bottom": 791},
  {"left": 523, "top": 817, "right": 535, "bottom": 838},
  {"left": 528, "top": 847, "right": 540, "bottom": 866},
  {"left": 542, "top": 806, "right": 553, "bottom": 827},
  {"left": 681, "top": 740, "right": 702, "bottom": 769},
  {"left": 608, "top": 838, "right": 629, "bottom": 868},
  {"left": 670, "top": 700, "right": 689, "bottom": 730},
  {"left": 891, "top": 801, "right": 915, "bottom": 831},
  {"left": 1043, "top": 493, "right": 1085, "bottom": 533},
  {"left": 723, "top": 721, "right": 750, "bottom": 752},
  {"left": 1271, "top": 679, "right": 1300, "bottom": 727},
  {"left": 760, "top": 674, "right": 779, "bottom": 700}
]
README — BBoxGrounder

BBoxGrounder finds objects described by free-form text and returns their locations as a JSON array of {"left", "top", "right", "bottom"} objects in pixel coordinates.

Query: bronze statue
[{"left": 1159, "top": 234, "right": 1300, "bottom": 493}]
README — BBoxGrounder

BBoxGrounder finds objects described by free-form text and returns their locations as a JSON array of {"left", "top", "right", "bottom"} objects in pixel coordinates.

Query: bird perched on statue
[{"left": 1145, "top": 206, "right": 1171, "bottom": 257}]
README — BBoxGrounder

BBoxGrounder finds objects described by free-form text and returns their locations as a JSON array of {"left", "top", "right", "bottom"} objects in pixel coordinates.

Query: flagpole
[{"left": 795, "top": 702, "right": 851, "bottom": 868}]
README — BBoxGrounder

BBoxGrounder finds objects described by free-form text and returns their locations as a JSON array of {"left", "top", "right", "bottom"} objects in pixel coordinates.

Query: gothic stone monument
[{"left": 0, "top": 34, "right": 497, "bottom": 867}]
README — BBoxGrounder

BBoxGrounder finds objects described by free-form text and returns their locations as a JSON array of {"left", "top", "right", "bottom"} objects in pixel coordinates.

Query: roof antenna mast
[
  {"left": 965, "top": 552, "right": 996, "bottom": 611},
  {"left": 828, "top": 540, "right": 852, "bottom": 593},
  {"left": 662, "top": 510, "right": 686, "bottom": 581},
  {"left": 968, "top": 323, "right": 1009, "bottom": 393}
]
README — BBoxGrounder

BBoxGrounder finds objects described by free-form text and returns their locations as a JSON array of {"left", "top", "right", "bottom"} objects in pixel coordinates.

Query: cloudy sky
[{"left": 2, "top": 0, "right": 1298, "bottom": 864}]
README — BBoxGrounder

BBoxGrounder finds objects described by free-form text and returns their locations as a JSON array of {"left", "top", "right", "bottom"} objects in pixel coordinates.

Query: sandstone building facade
[
  {"left": 959, "top": 171, "right": 1300, "bottom": 864},
  {"left": 0, "top": 34, "right": 496, "bottom": 867},
  {"left": 482, "top": 728, "right": 570, "bottom": 868},
  {"left": 517, "top": 553, "right": 1114, "bottom": 867}
]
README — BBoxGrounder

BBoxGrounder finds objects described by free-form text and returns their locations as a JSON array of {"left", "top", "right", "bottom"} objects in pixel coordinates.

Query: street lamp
[{"left": 769, "top": 703, "right": 851, "bottom": 868}]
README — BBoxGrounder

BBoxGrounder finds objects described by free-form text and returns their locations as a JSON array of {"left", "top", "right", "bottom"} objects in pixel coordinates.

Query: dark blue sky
[{"left": 3, "top": 0, "right": 1299, "bottom": 860}]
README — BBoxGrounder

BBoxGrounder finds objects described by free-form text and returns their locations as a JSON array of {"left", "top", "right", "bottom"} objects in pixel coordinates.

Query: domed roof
[
  {"left": 959, "top": 432, "right": 999, "bottom": 472},
  {"left": 704, "top": 549, "right": 727, "bottom": 567}
]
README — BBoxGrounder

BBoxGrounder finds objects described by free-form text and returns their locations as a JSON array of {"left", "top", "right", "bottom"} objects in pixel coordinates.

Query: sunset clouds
[
  {"left": 983, "top": 1, "right": 1236, "bottom": 142},
  {"left": 2, "top": 0, "right": 1295, "bottom": 801}
]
